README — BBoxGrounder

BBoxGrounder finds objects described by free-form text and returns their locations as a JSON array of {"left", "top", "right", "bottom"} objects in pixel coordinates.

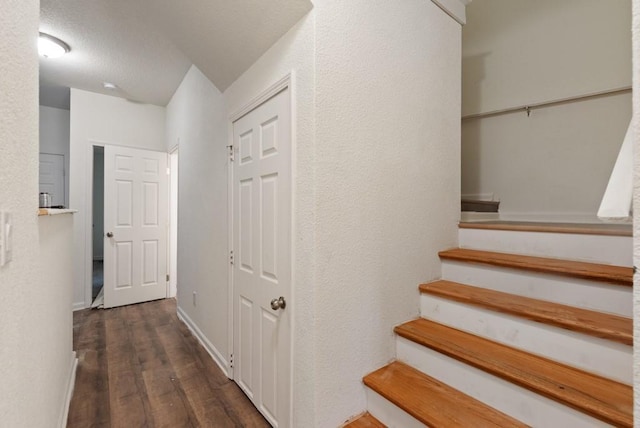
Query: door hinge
[
  {"left": 226, "top": 144, "right": 234, "bottom": 162},
  {"left": 166, "top": 274, "right": 170, "bottom": 281},
  {"left": 229, "top": 353, "right": 234, "bottom": 368},
  {"left": 229, "top": 250, "right": 234, "bottom": 265}
]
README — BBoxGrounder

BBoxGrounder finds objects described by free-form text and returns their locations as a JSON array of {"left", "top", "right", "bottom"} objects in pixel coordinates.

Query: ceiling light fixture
[
  {"left": 38, "top": 32, "right": 70, "bottom": 59},
  {"left": 103, "top": 82, "right": 118, "bottom": 90}
]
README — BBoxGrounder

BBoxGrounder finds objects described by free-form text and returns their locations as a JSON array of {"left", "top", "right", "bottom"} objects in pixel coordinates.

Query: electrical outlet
[{"left": 193, "top": 291, "right": 197, "bottom": 306}]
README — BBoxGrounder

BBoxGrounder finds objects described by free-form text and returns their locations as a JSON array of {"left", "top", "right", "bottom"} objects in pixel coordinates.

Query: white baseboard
[
  {"left": 459, "top": 211, "right": 612, "bottom": 224},
  {"left": 461, "top": 193, "right": 495, "bottom": 201},
  {"left": 72, "top": 301, "right": 86, "bottom": 311},
  {"left": 176, "top": 306, "right": 229, "bottom": 377},
  {"left": 58, "top": 352, "right": 78, "bottom": 428}
]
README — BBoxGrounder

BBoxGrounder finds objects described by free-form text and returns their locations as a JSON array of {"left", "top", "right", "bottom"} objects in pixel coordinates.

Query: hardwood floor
[{"left": 68, "top": 299, "right": 269, "bottom": 428}]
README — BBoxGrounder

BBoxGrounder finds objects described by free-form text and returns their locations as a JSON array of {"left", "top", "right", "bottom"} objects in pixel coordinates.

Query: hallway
[{"left": 67, "top": 299, "right": 269, "bottom": 427}]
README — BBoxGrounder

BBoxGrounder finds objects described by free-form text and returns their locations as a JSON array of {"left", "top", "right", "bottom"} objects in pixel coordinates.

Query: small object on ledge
[{"left": 39, "top": 192, "right": 51, "bottom": 208}]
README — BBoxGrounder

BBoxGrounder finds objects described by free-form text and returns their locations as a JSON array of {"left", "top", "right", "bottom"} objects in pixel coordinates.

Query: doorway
[
  {"left": 88, "top": 144, "right": 170, "bottom": 309},
  {"left": 231, "top": 81, "right": 292, "bottom": 427},
  {"left": 92, "top": 146, "right": 105, "bottom": 305}
]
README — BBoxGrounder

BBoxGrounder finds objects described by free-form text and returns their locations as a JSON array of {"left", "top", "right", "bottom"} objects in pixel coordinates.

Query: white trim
[
  {"left": 226, "top": 116, "right": 235, "bottom": 379},
  {"left": 287, "top": 71, "right": 297, "bottom": 428},
  {"left": 459, "top": 211, "right": 630, "bottom": 224},
  {"left": 84, "top": 141, "right": 105, "bottom": 309},
  {"left": 461, "top": 193, "right": 495, "bottom": 202},
  {"left": 229, "top": 74, "right": 292, "bottom": 123},
  {"left": 58, "top": 352, "right": 78, "bottom": 428},
  {"left": 167, "top": 145, "right": 179, "bottom": 299},
  {"left": 177, "top": 305, "right": 229, "bottom": 377},
  {"left": 430, "top": 0, "right": 471, "bottom": 25},
  {"left": 72, "top": 301, "right": 86, "bottom": 311}
]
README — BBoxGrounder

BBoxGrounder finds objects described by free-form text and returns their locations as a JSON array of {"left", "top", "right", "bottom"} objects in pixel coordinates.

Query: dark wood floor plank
[
  {"left": 67, "top": 309, "right": 111, "bottom": 428},
  {"left": 142, "top": 368, "right": 197, "bottom": 428},
  {"left": 68, "top": 299, "right": 268, "bottom": 428}
]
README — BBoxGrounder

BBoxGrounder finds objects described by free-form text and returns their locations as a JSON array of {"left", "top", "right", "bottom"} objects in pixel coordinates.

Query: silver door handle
[
  {"left": 106, "top": 232, "right": 114, "bottom": 238},
  {"left": 270, "top": 296, "right": 286, "bottom": 310}
]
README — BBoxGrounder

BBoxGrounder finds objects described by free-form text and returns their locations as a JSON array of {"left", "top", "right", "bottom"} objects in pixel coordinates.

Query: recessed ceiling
[{"left": 39, "top": 0, "right": 312, "bottom": 106}]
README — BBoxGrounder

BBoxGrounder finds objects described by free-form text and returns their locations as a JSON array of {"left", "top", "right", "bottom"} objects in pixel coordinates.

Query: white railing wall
[{"left": 597, "top": 120, "right": 633, "bottom": 222}]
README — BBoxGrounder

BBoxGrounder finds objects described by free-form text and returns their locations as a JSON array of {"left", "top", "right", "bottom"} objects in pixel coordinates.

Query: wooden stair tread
[
  {"left": 341, "top": 412, "right": 386, "bottom": 428},
  {"left": 439, "top": 248, "right": 632, "bottom": 286},
  {"left": 395, "top": 319, "right": 632, "bottom": 427},
  {"left": 420, "top": 280, "right": 632, "bottom": 345},
  {"left": 459, "top": 221, "right": 632, "bottom": 237},
  {"left": 363, "top": 361, "right": 528, "bottom": 427}
]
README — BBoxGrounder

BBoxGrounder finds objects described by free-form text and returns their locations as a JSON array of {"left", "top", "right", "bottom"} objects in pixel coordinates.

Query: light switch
[{"left": 0, "top": 211, "right": 11, "bottom": 267}]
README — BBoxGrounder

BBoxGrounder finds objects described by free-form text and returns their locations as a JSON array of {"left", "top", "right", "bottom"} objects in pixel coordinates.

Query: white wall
[
  {"left": 175, "top": 2, "right": 461, "bottom": 425},
  {"left": 0, "top": 2, "right": 75, "bottom": 426},
  {"left": 462, "top": 0, "right": 632, "bottom": 217},
  {"left": 463, "top": 0, "right": 631, "bottom": 116},
  {"left": 312, "top": 1, "right": 460, "bottom": 425},
  {"left": 70, "top": 89, "right": 166, "bottom": 308},
  {"left": 632, "top": 0, "right": 640, "bottom": 418},
  {"left": 39, "top": 106, "right": 70, "bottom": 208},
  {"left": 165, "top": 66, "right": 229, "bottom": 366},
  {"left": 462, "top": 93, "right": 631, "bottom": 216}
]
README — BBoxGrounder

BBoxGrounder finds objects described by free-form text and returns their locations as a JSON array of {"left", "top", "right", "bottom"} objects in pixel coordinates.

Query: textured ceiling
[{"left": 39, "top": 0, "right": 312, "bottom": 106}]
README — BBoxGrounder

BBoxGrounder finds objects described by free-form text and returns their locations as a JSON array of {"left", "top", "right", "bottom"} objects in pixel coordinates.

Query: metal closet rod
[{"left": 461, "top": 86, "right": 632, "bottom": 121}]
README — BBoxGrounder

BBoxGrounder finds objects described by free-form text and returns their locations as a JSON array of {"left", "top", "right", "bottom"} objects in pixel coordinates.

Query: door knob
[
  {"left": 106, "top": 232, "right": 114, "bottom": 238},
  {"left": 270, "top": 296, "right": 286, "bottom": 310}
]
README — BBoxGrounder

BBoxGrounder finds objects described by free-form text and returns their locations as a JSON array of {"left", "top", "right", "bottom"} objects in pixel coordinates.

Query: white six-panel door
[
  {"left": 232, "top": 88, "right": 291, "bottom": 427},
  {"left": 104, "top": 145, "right": 168, "bottom": 308}
]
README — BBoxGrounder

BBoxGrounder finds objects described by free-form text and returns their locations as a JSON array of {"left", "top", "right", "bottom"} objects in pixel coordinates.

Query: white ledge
[
  {"left": 431, "top": 0, "right": 471, "bottom": 25},
  {"left": 38, "top": 208, "right": 78, "bottom": 216}
]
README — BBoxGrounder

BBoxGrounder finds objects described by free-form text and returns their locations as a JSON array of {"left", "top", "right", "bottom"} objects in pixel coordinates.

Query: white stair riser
[
  {"left": 441, "top": 261, "right": 632, "bottom": 317},
  {"left": 420, "top": 294, "right": 632, "bottom": 384},
  {"left": 459, "top": 228, "right": 632, "bottom": 266},
  {"left": 396, "top": 338, "right": 613, "bottom": 427},
  {"left": 365, "top": 388, "right": 424, "bottom": 428}
]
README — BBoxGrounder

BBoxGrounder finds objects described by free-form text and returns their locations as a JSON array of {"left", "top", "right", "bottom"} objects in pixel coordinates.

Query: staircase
[{"left": 343, "top": 221, "right": 633, "bottom": 427}]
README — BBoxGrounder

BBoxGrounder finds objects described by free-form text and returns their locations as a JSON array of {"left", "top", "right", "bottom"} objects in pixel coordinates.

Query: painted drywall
[
  {"left": 179, "top": 2, "right": 460, "bottom": 425},
  {"left": 69, "top": 89, "right": 166, "bottom": 308},
  {"left": 39, "top": 106, "right": 70, "bottom": 208},
  {"left": 0, "top": 2, "right": 75, "bottom": 426},
  {"left": 165, "top": 66, "right": 229, "bottom": 365},
  {"left": 463, "top": 0, "right": 631, "bottom": 116},
  {"left": 312, "top": 1, "right": 460, "bottom": 424},
  {"left": 632, "top": 0, "right": 640, "bottom": 418},
  {"left": 224, "top": 10, "right": 316, "bottom": 426},
  {"left": 462, "top": 93, "right": 632, "bottom": 216},
  {"left": 462, "top": 0, "right": 632, "bottom": 217}
]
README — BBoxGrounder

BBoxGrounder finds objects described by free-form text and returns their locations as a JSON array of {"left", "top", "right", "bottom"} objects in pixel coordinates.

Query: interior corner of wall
[{"left": 431, "top": 0, "right": 468, "bottom": 25}]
